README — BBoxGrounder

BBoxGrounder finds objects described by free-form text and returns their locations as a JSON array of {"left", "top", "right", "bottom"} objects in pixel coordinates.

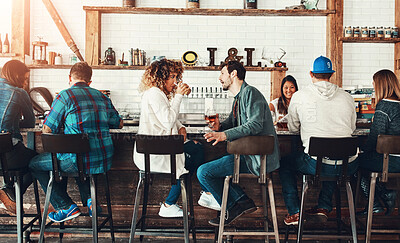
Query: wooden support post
[
  {"left": 85, "top": 11, "right": 102, "bottom": 66},
  {"left": 270, "top": 70, "right": 286, "bottom": 101},
  {"left": 326, "top": 0, "right": 343, "bottom": 87},
  {"left": 395, "top": 0, "right": 400, "bottom": 79},
  {"left": 11, "top": 0, "right": 30, "bottom": 62}
]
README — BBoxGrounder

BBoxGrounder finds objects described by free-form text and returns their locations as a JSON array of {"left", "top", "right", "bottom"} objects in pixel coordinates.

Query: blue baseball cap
[{"left": 312, "top": 56, "right": 335, "bottom": 74}]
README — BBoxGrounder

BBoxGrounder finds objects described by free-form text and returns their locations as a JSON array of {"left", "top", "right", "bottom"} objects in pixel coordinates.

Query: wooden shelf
[
  {"left": 0, "top": 53, "right": 17, "bottom": 57},
  {"left": 28, "top": 64, "right": 287, "bottom": 72},
  {"left": 340, "top": 37, "right": 400, "bottom": 43},
  {"left": 83, "top": 6, "right": 335, "bottom": 16}
]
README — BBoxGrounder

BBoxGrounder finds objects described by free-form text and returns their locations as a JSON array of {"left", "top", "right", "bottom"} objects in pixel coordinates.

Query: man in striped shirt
[{"left": 29, "top": 62, "right": 122, "bottom": 222}]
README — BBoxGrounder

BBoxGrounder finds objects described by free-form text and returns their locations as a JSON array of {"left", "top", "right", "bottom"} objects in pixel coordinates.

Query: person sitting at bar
[
  {"left": 29, "top": 62, "right": 122, "bottom": 223},
  {"left": 197, "top": 60, "right": 280, "bottom": 226},
  {"left": 134, "top": 58, "right": 220, "bottom": 218},
  {"left": 269, "top": 75, "right": 298, "bottom": 128},
  {"left": 356, "top": 69, "right": 400, "bottom": 216},
  {"left": 280, "top": 56, "right": 358, "bottom": 226},
  {"left": 0, "top": 60, "right": 37, "bottom": 215}
]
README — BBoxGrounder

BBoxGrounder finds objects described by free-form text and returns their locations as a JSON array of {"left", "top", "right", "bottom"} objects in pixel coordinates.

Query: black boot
[
  {"left": 356, "top": 175, "right": 385, "bottom": 216},
  {"left": 376, "top": 182, "right": 396, "bottom": 215}
]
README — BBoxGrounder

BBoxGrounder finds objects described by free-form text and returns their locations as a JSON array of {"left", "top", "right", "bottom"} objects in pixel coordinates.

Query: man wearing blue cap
[{"left": 279, "top": 56, "right": 358, "bottom": 225}]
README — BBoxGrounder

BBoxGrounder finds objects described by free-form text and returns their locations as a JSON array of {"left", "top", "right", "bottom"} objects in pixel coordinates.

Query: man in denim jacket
[{"left": 197, "top": 60, "right": 279, "bottom": 226}]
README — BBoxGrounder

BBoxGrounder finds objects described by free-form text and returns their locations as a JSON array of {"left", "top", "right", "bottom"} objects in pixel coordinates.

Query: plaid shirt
[{"left": 44, "top": 82, "right": 121, "bottom": 174}]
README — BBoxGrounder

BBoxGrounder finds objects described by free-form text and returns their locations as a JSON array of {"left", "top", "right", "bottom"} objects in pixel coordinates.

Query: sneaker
[
  {"left": 158, "top": 203, "right": 183, "bottom": 218},
  {"left": 284, "top": 212, "right": 299, "bottom": 226},
  {"left": 0, "top": 188, "right": 16, "bottom": 216},
  {"left": 87, "top": 198, "right": 102, "bottom": 217},
  {"left": 198, "top": 191, "right": 221, "bottom": 211},
  {"left": 305, "top": 207, "right": 329, "bottom": 220},
  {"left": 48, "top": 204, "right": 81, "bottom": 223},
  {"left": 208, "top": 198, "right": 257, "bottom": 226}
]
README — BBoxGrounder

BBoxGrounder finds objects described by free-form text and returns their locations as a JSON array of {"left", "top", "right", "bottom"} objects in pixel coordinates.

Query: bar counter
[{"left": 16, "top": 126, "right": 371, "bottom": 239}]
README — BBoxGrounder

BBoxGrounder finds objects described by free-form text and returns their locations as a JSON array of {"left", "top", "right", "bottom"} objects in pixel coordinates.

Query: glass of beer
[{"left": 205, "top": 108, "right": 217, "bottom": 127}]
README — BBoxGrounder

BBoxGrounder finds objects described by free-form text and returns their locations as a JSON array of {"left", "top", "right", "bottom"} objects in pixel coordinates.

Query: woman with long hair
[
  {"left": 0, "top": 60, "right": 36, "bottom": 215},
  {"left": 134, "top": 59, "right": 220, "bottom": 217},
  {"left": 357, "top": 69, "right": 400, "bottom": 215},
  {"left": 269, "top": 75, "right": 298, "bottom": 126}
]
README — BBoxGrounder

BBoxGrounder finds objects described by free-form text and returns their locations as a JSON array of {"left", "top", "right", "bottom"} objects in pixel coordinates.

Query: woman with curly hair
[
  {"left": 0, "top": 60, "right": 36, "bottom": 215},
  {"left": 134, "top": 59, "right": 220, "bottom": 217}
]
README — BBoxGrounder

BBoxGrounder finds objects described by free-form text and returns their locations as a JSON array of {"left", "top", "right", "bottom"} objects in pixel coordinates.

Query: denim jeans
[
  {"left": 279, "top": 151, "right": 359, "bottom": 215},
  {"left": 165, "top": 141, "right": 207, "bottom": 205},
  {"left": 197, "top": 154, "right": 251, "bottom": 210},
  {"left": 29, "top": 153, "right": 90, "bottom": 211}
]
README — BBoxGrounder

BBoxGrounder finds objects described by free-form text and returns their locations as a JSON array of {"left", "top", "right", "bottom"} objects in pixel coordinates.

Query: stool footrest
[
  {"left": 223, "top": 231, "right": 277, "bottom": 236},
  {"left": 301, "top": 234, "right": 354, "bottom": 240}
]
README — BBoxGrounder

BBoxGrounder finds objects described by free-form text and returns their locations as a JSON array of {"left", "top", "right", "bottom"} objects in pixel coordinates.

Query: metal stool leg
[
  {"left": 335, "top": 185, "right": 342, "bottom": 237},
  {"left": 104, "top": 172, "right": 115, "bottom": 243},
  {"left": 39, "top": 172, "right": 55, "bottom": 243},
  {"left": 181, "top": 178, "right": 190, "bottom": 243},
  {"left": 15, "top": 175, "right": 23, "bottom": 243},
  {"left": 267, "top": 177, "right": 280, "bottom": 243},
  {"left": 297, "top": 176, "right": 309, "bottom": 243},
  {"left": 261, "top": 183, "right": 269, "bottom": 243},
  {"left": 59, "top": 222, "right": 64, "bottom": 242},
  {"left": 129, "top": 171, "right": 144, "bottom": 243},
  {"left": 33, "top": 179, "right": 42, "bottom": 227},
  {"left": 218, "top": 176, "right": 231, "bottom": 243},
  {"left": 366, "top": 173, "right": 378, "bottom": 243},
  {"left": 186, "top": 174, "right": 196, "bottom": 242},
  {"left": 346, "top": 181, "right": 358, "bottom": 243},
  {"left": 90, "top": 175, "right": 98, "bottom": 243},
  {"left": 140, "top": 172, "right": 150, "bottom": 242}
]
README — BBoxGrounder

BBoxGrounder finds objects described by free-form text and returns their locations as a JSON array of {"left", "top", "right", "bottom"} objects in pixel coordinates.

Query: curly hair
[{"left": 139, "top": 59, "right": 184, "bottom": 100}]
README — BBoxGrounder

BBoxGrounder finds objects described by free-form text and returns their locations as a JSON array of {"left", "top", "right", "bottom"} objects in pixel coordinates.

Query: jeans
[
  {"left": 279, "top": 151, "right": 359, "bottom": 215},
  {"left": 197, "top": 154, "right": 251, "bottom": 210},
  {"left": 165, "top": 141, "right": 206, "bottom": 205},
  {"left": 3, "top": 142, "right": 37, "bottom": 194},
  {"left": 29, "top": 153, "right": 90, "bottom": 211},
  {"left": 358, "top": 151, "right": 400, "bottom": 172}
]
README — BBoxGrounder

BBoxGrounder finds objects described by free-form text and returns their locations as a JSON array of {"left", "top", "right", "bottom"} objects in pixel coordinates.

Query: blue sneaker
[
  {"left": 48, "top": 204, "right": 81, "bottom": 223},
  {"left": 87, "top": 198, "right": 102, "bottom": 217}
]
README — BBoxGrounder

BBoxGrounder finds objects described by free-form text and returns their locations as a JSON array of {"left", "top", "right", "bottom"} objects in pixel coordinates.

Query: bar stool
[
  {"left": 294, "top": 137, "right": 358, "bottom": 243},
  {"left": 129, "top": 134, "right": 195, "bottom": 243},
  {"left": 38, "top": 133, "right": 115, "bottom": 243},
  {"left": 217, "top": 135, "right": 280, "bottom": 243},
  {"left": 363, "top": 135, "right": 400, "bottom": 242},
  {"left": 0, "top": 133, "right": 42, "bottom": 243}
]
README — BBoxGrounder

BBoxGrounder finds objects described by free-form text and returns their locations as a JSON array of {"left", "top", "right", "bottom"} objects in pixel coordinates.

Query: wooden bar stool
[
  {"left": 364, "top": 135, "right": 400, "bottom": 242},
  {"left": 129, "top": 134, "right": 196, "bottom": 243},
  {"left": 0, "top": 133, "right": 42, "bottom": 243},
  {"left": 217, "top": 135, "right": 279, "bottom": 243},
  {"left": 295, "top": 137, "right": 358, "bottom": 243},
  {"left": 38, "top": 133, "right": 115, "bottom": 243}
]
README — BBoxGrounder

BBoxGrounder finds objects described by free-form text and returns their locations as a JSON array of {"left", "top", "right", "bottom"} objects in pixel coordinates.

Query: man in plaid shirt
[{"left": 29, "top": 62, "right": 122, "bottom": 222}]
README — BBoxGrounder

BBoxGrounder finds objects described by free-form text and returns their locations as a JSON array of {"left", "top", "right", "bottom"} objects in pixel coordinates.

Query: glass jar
[
  {"left": 344, "top": 26, "right": 353, "bottom": 37},
  {"left": 384, "top": 27, "right": 392, "bottom": 38},
  {"left": 392, "top": 27, "right": 399, "bottom": 38},
  {"left": 245, "top": 0, "right": 257, "bottom": 9},
  {"left": 186, "top": 0, "right": 199, "bottom": 8},
  {"left": 361, "top": 26, "right": 369, "bottom": 38},
  {"left": 377, "top": 26, "right": 384, "bottom": 38},
  {"left": 353, "top": 26, "right": 360, "bottom": 37},
  {"left": 369, "top": 27, "right": 376, "bottom": 37},
  {"left": 122, "top": 0, "right": 135, "bottom": 7}
]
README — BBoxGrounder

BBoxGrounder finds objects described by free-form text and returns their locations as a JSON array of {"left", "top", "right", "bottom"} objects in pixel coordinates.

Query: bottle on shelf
[
  {"left": 3, "top": 33, "right": 9, "bottom": 53},
  {"left": 0, "top": 34, "right": 2, "bottom": 53}
]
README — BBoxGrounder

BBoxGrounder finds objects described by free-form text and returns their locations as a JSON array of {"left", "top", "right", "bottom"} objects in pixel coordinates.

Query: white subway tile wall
[{"left": 27, "top": 0, "right": 395, "bottom": 113}]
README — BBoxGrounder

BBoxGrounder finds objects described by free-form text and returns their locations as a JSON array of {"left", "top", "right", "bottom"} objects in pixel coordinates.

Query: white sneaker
[
  {"left": 198, "top": 191, "right": 221, "bottom": 211},
  {"left": 158, "top": 203, "right": 183, "bottom": 218}
]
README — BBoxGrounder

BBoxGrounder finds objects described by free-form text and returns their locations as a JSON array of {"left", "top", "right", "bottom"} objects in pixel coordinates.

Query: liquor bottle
[
  {"left": 0, "top": 34, "right": 2, "bottom": 53},
  {"left": 3, "top": 33, "right": 9, "bottom": 53}
]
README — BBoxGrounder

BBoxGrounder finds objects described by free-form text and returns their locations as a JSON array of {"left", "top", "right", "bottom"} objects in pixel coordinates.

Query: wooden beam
[
  {"left": 326, "top": 0, "right": 343, "bottom": 87},
  {"left": 85, "top": 11, "right": 101, "bottom": 66},
  {"left": 270, "top": 70, "right": 286, "bottom": 101},
  {"left": 83, "top": 6, "right": 335, "bottom": 16},
  {"left": 11, "top": 0, "right": 30, "bottom": 62},
  {"left": 395, "top": 0, "right": 400, "bottom": 79}
]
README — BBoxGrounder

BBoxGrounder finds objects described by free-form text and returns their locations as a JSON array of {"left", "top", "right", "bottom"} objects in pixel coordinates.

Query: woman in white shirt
[
  {"left": 134, "top": 59, "right": 220, "bottom": 218},
  {"left": 269, "top": 75, "right": 298, "bottom": 127}
]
